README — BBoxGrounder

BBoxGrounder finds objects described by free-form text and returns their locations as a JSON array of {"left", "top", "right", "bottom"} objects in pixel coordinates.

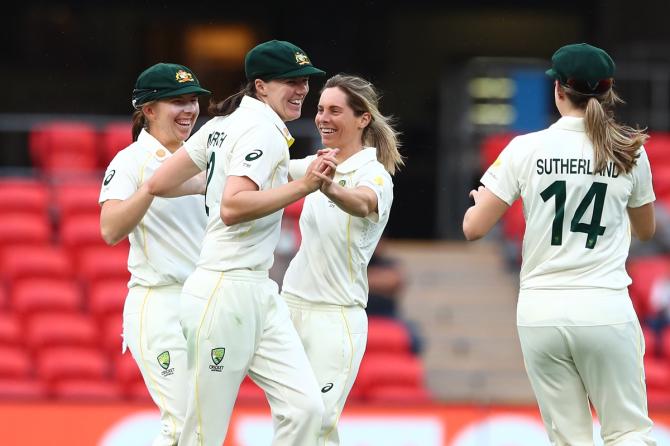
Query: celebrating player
[
  {"left": 463, "top": 43, "right": 656, "bottom": 444},
  {"left": 147, "top": 40, "right": 336, "bottom": 446},
  {"left": 282, "top": 74, "right": 403, "bottom": 445},
  {"left": 99, "top": 62, "right": 210, "bottom": 445}
]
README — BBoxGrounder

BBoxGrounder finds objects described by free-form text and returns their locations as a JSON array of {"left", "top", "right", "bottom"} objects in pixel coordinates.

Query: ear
[
  {"left": 358, "top": 112, "right": 372, "bottom": 129},
  {"left": 554, "top": 81, "right": 565, "bottom": 99},
  {"left": 142, "top": 103, "right": 156, "bottom": 121},
  {"left": 255, "top": 79, "right": 267, "bottom": 97}
]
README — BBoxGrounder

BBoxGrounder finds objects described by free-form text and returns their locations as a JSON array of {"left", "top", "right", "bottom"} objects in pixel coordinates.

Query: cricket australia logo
[
  {"left": 157, "top": 351, "right": 174, "bottom": 377},
  {"left": 175, "top": 70, "right": 194, "bottom": 83},
  {"left": 210, "top": 348, "right": 225, "bottom": 372},
  {"left": 338, "top": 179, "right": 346, "bottom": 187},
  {"left": 295, "top": 52, "right": 311, "bottom": 66}
]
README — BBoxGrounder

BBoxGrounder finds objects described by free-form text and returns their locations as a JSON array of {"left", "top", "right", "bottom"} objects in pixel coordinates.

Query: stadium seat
[
  {"left": 628, "top": 256, "right": 670, "bottom": 319},
  {"left": 0, "top": 213, "right": 51, "bottom": 246},
  {"left": 646, "top": 132, "right": 670, "bottom": 168},
  {"left": 1, "top": 245, "right": 72, "bottom": 283},
  {"left": 356, "top": 353, "right": 426, "bottom": 399},
  {"left": 0, "top": 286, "right": 7, "bottom": 310},
  {"left": 89, "top": 279, "right": 128, "bottom": 319},
  {"left": 100, "top": 121, "right": 133, "bottom": 167},
  {"left": 647, "top": 388, "right": 670, "bottom": 410},
  {"left": 237, "top": 376, "right": 267, "bottom": 405},
  {"left": 0, "top": 346, "right": 31, "bottom": 378},
  {"left": 103, "top": 313, "right": 124, "bottom": 353},
  {"left": 59, "top": 214, "right": 116, "bottom": 260},
  {"left": 644, "top": 356, "right": 670, "bottom": 391},
  {"left": 479, "top": 132, "right": 517, "bottom": 173},
  {"left": 367, "top": 316, "right": 412, "bottom": 354},
  {"left": 365, "top": 384, "right": 432, "bottom": 404},
  {"left": 114, "top": 351, "right": 142, "bottom": 387},
  {"left": 26, "top": 313, "right": 98, "bottom": 350},
  {"left": 644, "top": 326, "right": 659, "bottom": 357},
  {"left": 11, "top": 278, "right": 82, "bottom": 316},
  {"left": 0, "top": 314, "right": 22, "bottom": 347},
  {"left": 502, "top": 200, "right": 525, "bottom": 243},
  {"left": 53, "top": 179, "right": 103, "bottom": 221},
  {"left": 77, "top": 246, "right": 129, "bottom": 288},
  {"left": 52, "top": 379, "right": 123, "bottom": 401},
  {"left": 29, "top": 121, "right": 99, "bottom": 175},
  {"left": 127, "top": 381, "right": 152, "bottom": 402},
  {"left": 0, "top": 378, "right": 47, "bottom": 400},
  {"left": 0, "top": 178, "right": 49, "bottom": 218},
  {"left": 37, "top": 346, "right": 109, "bottom": 382}
]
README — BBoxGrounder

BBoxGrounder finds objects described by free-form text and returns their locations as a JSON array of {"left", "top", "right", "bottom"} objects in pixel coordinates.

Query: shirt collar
[
  {"left": 137, "top": 129, "right": 172, "bottom": 161},
  {"left": 550, "top": 116, "right": 585, "bottom": 132},
  {"left": 239, "top": 96, "right": 295, "bottom": 148},
  {"left": 337, "top": 147, "right": 377, "bottom": 174}
]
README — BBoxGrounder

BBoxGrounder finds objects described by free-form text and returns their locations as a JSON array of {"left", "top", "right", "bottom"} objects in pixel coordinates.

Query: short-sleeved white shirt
[
  {"left": 182, "top": 96, "right": 293, "bottom": 272},
  {"left": 99, "top": 129, "right": 207, "bottom": 287},
  {"left": 282, "top": 147, "right": 394, "bottom": 307},
  {"left": 481, "top": 116, "right": 655, "bottom": 291}
]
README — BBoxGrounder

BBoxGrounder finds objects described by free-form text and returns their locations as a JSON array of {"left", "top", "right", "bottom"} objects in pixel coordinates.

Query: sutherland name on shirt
[{"left": 536, "top": 158, "right": 620, "bottom": 178}]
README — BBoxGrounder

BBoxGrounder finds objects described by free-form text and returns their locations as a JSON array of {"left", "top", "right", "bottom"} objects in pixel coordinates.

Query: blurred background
[{"left": 3, "top": 1, "right": 670, "bottom": 444}]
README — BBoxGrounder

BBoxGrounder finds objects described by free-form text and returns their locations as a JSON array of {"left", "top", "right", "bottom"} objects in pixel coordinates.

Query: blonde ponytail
[
  {"left": 323, "top": 74, "right": 405, "bottom": 175},
  {"left": 564, "top": 86, "right": 647, "bottom": 174}
]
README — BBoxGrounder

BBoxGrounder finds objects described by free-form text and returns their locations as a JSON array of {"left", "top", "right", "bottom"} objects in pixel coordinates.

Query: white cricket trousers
[
  {"left": 178, "top": 268, "right": 324, "bottom": 446},
  {"left": 282, "top": 293, "right": 368, "bottom": 446},
  {"left": 518, "top": 322, "right": 655, "bottom": 446},
  {"left": 123, "top": 284, "right": 188, "bottom": 446}
]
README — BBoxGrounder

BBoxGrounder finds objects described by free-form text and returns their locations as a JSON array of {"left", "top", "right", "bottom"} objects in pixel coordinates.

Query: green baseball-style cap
[
  {"left": 132, "top": 63, "right": 211, "bottom": 109},
  {"left": 546, "top": 43, "right": 615, "bottom": 95},
  {"left": 245, "top": 40, "right": 325, "bottom": 81}
]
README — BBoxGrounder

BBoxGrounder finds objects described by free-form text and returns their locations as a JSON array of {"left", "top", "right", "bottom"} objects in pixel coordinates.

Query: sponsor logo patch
[{"left": 210, "top": 347, "right": 225, "bottom": 372}]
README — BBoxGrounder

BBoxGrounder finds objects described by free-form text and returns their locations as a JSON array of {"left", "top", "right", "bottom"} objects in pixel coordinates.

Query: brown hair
[
  {"left": 208, "top": 82, "right": 257, "bottom": 117},
  {"left": 322, "top": 74, "right": 404, "bottom": 175},
  {"left": 131, "top": 109, "right": 146, "bottom": 141},
  {"left": 561, "top": 84, "right": 647, "bottom": 174}
]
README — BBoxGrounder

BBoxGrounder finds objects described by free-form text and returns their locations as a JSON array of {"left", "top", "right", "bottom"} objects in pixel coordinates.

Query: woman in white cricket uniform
[
  {"left": 463, "top": 43, "right": 657, "bottom": 445},
  {"left": 99, "top": 63, "right": 210, "bottom": 446},
  {"left": 282, "top": 74, "right": 404, "bottom": 446},
  {"left": 147, "top": 40, "right": 337, "bottom": 446}
]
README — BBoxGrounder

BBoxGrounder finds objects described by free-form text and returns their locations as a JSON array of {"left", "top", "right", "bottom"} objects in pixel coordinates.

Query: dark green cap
[
  {"left": 546, "top": 43, "right": 615, "bottom": 95},
  {"left": 245, "top": 40, "right": 325, "bottom": 81},
  {"left": 132, "top": 63, "right": 211, "bottom": 109}
]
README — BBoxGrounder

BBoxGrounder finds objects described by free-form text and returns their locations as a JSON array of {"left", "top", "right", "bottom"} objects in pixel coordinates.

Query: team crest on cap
[
  {"left": 295, "top": 52, "right": 311, "bottom": 66},
  {"left": 175, "top": 70, "right": 194, "bottom": 83}
]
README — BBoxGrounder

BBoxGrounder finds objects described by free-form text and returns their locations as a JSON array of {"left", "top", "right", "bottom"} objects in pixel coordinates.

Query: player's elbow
[
  {"left": 145, "top": 177, "right": 167, "bottom": 197},
  {"left": 635, "top": 224, "right": 656, "bottom": 241},
  {"left": 220, "top": 206, "right": 244, "bottom": 226},
  {"left": 462, "top": 224, "right": 485, "bottom": 241},
  {"left": 100, "top": 224, "right": 124, "bottom": 246}
]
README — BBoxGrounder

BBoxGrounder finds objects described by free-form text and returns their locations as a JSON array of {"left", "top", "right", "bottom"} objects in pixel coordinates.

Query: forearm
[
  {"left": 323, "top": 185, "right": 375, "bottom": 218},
  {"left": 162, "top": 171, "right": 206, "bottom": 197},
  {"left": 221, "top": 179, "right": 313, "bottom": 226},
  {"left": 100, "top": 185, "right": 154, "bottom": 245},
  {"left": 146, "top": 147, "right": 202, "bottom": 197}
]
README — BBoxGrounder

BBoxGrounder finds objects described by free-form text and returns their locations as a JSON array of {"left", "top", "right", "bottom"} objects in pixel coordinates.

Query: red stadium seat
[
  {"left": 1, "top": 245, "right": 72, "bottom": 283},
  {"left": 53, "top": 179, "right": 102, "bottom": 221},
  {"left": 77, "top": 246, "right": 129, "bottom": 288},
  {"left": 646, "top": 132, "right": 670, "bottom": 168},
  {"left": 89, "top": 279, "right": 128, "bottom": 319},
  {"left": 127, "top": 381, "right": 152, "bottom": 402},
  {"left": 367, "top": 317, "right": 411, "bottom": 354},
  {"left": 502, "top": 200, "right": 525, "bottom": 243},
  {"left": 100, "top": 121, "right": 133, "bottom": 167},
  {"left": 0, "top": 378, "right": 47, "bottom": 400},
  {"left": 0, "top": 213, "right": 51, "bottom": 246},
  {"left": 644, "top": 356, "right": 670, "bottom": 391},
  {"left": 59, "top": 214, "right": 106, "bottom": 254},
  {"left": 627, "top": 256, "right": 670, "bottom": 319},
  {"left": 103, "top": 313, "right": 124, "bottom": 353},
  {"left": 29, "top": 121, "right": 99, "bottom": 175},
  {"left": 365, "top": 384, "right": 432, "bottom": 404},
  {"left": 37, "top": 346, "right": 109, "bottom": 382},
  {"left": 0, "top": 286, "right": 7, "bottom": 310},
  {"left": 479, "top": 133, "right": 517, "bottom": 173},
  {"left": 644, "top": 326, "right": 659, "bottom": 357},
  {"left": 114, "top": 351, "right": 143, "bottom": 387},
  {"left": 356, "top": 353, "right": 425, "bottom": 399},
  {"left": 26, "top": 313, "right": 98, "bottom": 350},
  {"left": 237, "top": 376, "right": 267, "bottom": 405},
  {"left": 52, "top": 379, "right": 123, "bottom": 401},
  {"left": 0, "top": 178, "right": 49, "bottom": 218},
  {"left": 11, "top": 278, "right": 81, "bottom": 316},
  {"left": 0, "top": 314, "right": 22, "bottom": 347},
  {"left": 0, "top": 346, "right": 31, "bottom": 378}
]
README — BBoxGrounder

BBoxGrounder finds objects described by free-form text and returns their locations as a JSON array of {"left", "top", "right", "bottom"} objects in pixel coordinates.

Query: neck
[{"left": 335, "top": 142, "right": 364, "bottom": 162}]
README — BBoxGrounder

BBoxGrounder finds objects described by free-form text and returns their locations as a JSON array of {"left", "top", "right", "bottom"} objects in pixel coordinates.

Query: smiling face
[
  {"left": 315, "top": 86, "right": 370, "bottom": 152},
  {"left": 143, "top": 93, "right": 200, "bottom": 151},
  {"left": 256, "top": 77, "right": 309, "bottom": 122}
]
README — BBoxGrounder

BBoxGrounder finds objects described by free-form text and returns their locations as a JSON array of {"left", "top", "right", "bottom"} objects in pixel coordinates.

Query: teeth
[
  {"left": 320, "top": 128, "right": 335, "bottom": 134},
  {"left": 289, "top": 100, "right": 301, "bottom": 105}
]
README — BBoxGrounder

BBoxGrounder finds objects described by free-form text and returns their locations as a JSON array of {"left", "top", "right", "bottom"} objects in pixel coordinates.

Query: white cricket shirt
[
  {"left": 282, "top": 147, "right": 393, "bottom": 307},
  {"left": 99, "top": 129, "right": 206, "bottom": 287},
  {"left": 183, "top": 96, "right": 293, "bottom": 272},
  {"left": 481, "top": 116, "right": 655, "bottom": 292}
]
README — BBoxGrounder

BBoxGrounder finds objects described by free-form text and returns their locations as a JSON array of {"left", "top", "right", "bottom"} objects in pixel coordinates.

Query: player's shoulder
[
  {"left": 106, "top": 140, "right": 144, "bottom": 168},
  {"left": 502, "top": 130, "right": 548, "bottom": 161}
]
